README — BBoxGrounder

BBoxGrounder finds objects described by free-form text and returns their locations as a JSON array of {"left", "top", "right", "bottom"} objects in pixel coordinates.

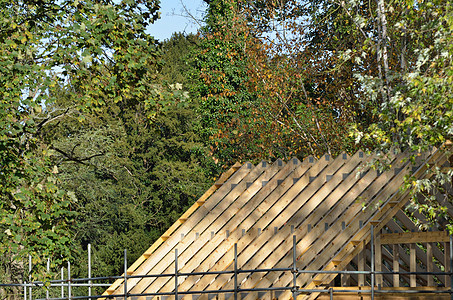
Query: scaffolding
[{"left": 3, "top": 226, "right": 453, "bottom": 300}]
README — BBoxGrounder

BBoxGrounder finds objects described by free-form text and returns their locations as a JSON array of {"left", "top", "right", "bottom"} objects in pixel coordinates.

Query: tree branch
[{"left": 51, "top": 146, "right": 104, "bottom": 165}]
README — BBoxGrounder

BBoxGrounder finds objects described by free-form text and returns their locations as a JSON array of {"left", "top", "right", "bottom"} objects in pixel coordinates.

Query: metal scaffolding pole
[
  {"left": 61, "top": 268, "right": 64, "bottom": 298},
  {"left": 68, "top": 261, "right": 71, "bottom": 300},
  {"left": 175, "top": 249, "right": 178, "bottom": 300},
  {"left": 88, "top": 244, "right": 92, "bottom": 298},
  {"left": 371, "top": 225, "right": 375, "bottom": 300},
  {"left": 292, "top": 235, "right": 297, "bottom": 300},
  {"left": 234, "top": 243, "right": 238, "bottom": 300},
  {"left": 46, "top": 259, "right": 50, "bottom": 300},
  {"left": 124, "top": 249, "right": 127, "bottom": 300},
  {"left": 29, "top": 255, "right": 32, "bottom": 300}
]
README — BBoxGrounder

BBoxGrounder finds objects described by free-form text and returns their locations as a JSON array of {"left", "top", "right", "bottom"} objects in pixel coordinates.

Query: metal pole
[
  {"left": 88, "top": 244, "right": 92, "bottom": 298},
  {"left": 124, "top": 249, "right": 128, "bottom": 300},
  {"left": 234, "top": 243, "right": 238, "bottom": 300},
  {"left": 450, "top": 235, "right": 453, "bottom": 300},
  {"left": 46, "top": 258, "right": 50, "bottom": 300},
  {"left": 61, "top": 267, "right": 64, "bottom": 298},
  {"left": 23, "top": 281, "right": 26, "bottom": 300},
  {"left": 371, "top": 225, "right": 375, "bottom": 300},
  {"left": 29, "top": 255, "right": 32, "bottom": 300},
  {"left": 175, "top": 249, "right": 178, "bottom": 300},
  {"left": 68, "top": 261, "right": 71, "bottom": 300},
  {"left": 292, "top": 235, "right": 297, "bottom": 300},
  {"left": 329, "top": 287, "right": 333, "bottom": 300}
]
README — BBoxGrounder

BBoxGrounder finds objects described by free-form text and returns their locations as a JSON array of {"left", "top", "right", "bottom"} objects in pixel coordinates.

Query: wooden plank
[
  {"left": 167, "top": 158, "right": 308, "bottom": 296},
  {"left": 340, "top": 241, "right": 398, "bottom": 288},
  {"left": 344, "top": 220, "right": 434, "bottom": 288},
  {"left": 103, "top": 162, "right": 242, "bottom": 295},
  {"left": 376, "top": 245, "right": 402, "bottom": 287},
  {"left": 358, "top": 248, "right": 365, "bottom": 286},
  {"left": 175, "top": 157, "right": 318, "bottom": 296},
  {"left": 383, "top": 243, "right": 426, "bottom": 286},
  {"left": 300, "top": 145, "right": 451, "bottom": 300},
  {"left": 410, "top": 243, "right": 416, "bottom": 287},
  {"left": 109, "top": 162, "right": 257, "bottom": 296},
  {"left": 312, "top": 286, "right": 451, "bottom": 300},
  {"left": 427, "top": 242, "right": 434, "bottom": 286},
  {"left": 393, "top": 212, "right": 447, "bottom": 279},
  {"left": 144, "top": 159, "right": 294, "bottom": 296},
  {"left": 292, "top": 151, "right": 407, "bottom": 288},
  {"left": 127, "top": 161, "right": 270, "bottom": 296},
  {"left": 390, "top": 214, "right": 446, "bottom": 286},
  {"left": 221, "top": 152, "right": 368, "bottom": 299},
  {"left": 375, "top": 231, "right": 382, "bottom": 287},
  {"left": 393, "top": 244, "right": 399, "bottom": 287},
  {"left": 183, "top": 153, "right": 335, "bottom": 297},
  {"left": 380, "top": 231, "right": 449, "bottom": 244},
  {"left": 359, "top": 239, "right": 414, "bottom": 287},
  {"left": 233, "top": 151, "right": 377, "bottom": 300}
]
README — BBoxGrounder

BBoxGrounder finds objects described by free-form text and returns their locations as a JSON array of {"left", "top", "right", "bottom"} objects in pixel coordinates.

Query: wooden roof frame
[{"left": 104, "top": 142, "right": 453, "bottom": 300}]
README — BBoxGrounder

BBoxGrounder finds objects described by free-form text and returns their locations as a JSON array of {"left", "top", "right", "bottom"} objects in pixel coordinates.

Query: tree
[
  {"left": 192, "top": 0, "right": 261, "bottom": 167},
  {"left": 42, "top": 96, "right": 213, "bottom": 287},
  {"left": 36, "top": 31, "right": 217, "bottom": 292},
  {"left": 346, "top": 0, "right": 453, "bottom": 226},
  {"left": 196, "top": 0, "right": 452, "bottom": 229},
  {"left": 194, "top": 0, "right": 364, "bottom": 167},
  {"left": 0, "top": 0, "right": 162, "bottom": 283},
  {"left": 160, "top": 33, "right": 199, "bottom": 85}
]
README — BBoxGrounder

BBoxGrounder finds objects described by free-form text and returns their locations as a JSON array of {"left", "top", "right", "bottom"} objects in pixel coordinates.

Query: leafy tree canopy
[
  {"left": 197, "top": 0, "right": 452, "bottom": 227},
  {"left": 0, "top": 0, "right": 164, "bottom": 281}
]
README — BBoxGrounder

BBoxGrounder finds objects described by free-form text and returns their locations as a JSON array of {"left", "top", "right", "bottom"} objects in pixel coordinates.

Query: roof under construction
[{"left": 104, "top": 143, "right": 453, "bottom": 299}]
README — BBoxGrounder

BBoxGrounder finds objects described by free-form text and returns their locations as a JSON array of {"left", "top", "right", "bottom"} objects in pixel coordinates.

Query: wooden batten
[
  {"left": 102, "top": 161, "right": 244, "bottom": 297},
  {"left": 380, "top": 231, "right": 450, "bottom": 244},
  {"left": 103, "top": 144, "right": 452, "bottom": 300},
  {"left": 331, "top": 260, "right": 342, "bottom": 266},
  {"left": 350, "top": 240, "right": 362, "bottom": 246}
]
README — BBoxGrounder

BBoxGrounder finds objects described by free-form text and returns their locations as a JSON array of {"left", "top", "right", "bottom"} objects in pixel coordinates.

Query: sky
[{"left": 148, "top": 0, "right": 208, "bottom": 41}]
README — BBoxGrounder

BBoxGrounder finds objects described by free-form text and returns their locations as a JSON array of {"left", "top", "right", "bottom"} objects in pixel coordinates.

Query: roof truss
[{"left": 104, "top": 143, "right": 453, "bottom": 300}]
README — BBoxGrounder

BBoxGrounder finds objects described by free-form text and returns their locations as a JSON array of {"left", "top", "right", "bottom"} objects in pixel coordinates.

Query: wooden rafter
[{"left": 103, "top": 143, "right": 452, "bottom": 300}]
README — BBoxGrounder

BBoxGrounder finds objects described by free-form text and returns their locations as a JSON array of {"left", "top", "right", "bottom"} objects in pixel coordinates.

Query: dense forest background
[{"left": 0, "top": 0, "right": 452, "bottom": 295}]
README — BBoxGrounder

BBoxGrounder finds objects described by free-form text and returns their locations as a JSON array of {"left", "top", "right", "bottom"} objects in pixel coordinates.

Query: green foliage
[
  {"left": 196, "top": 0, "right": 452, "bottom": 229},
  {"left": 0, "top": 0, "right": 164, "bottom": 281},
  {"left": 192, "top": 2, "right": 259, "bottom": 167},
  {"left": 194, "top": 0, "right": 364, "bottom": 167},
  {"left": 161, "top": 33, "right": 199, "bottom": 85},
  {"left": 35, "top": 30, "right": 216, "bottom": 283},
  {"left": 49, "top": 96, "right": 213, "bottom": 284},
  {"left": 338, "top": 0, "right": 453, "bottom": 227}
]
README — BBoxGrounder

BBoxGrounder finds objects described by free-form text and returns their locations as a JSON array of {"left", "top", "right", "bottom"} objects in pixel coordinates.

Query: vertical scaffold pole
[
  {"left": 61, "top": 267, "right": 64, "bottom": 298},
  {"left": 292, "top": 235, "right": 297, "bottom": 300},
  {"left": 124, "top": 249, "right": 128, "bottom": 300},
  {"left": 28, "top": 255, "right": 32, "bottom": 300},
  {"left": 175, "top": 249, "right": 178, "bottom": 300},
  {"left": 46, "top": 258, "right": 50, "bottom": 300},
  {"left": 234, "top": 243, "right": 238, "bottom": 300},
  {"left": 88, "top": 244, "right": 92, "bottom": 298},
  {"left": 23, "top": 280, "right": 26, "bottom": 300},
  {"left": 68, "top": 261, "right": 71, "bottom": 300},
  {"left": 371, "top": 225, "right": 375, "bottom": 300}
]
